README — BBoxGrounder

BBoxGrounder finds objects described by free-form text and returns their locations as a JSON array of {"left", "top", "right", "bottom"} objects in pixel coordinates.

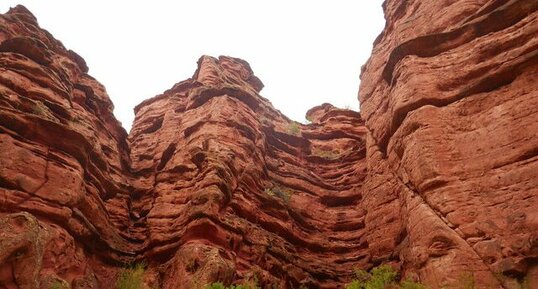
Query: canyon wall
[
  {"left": 359, "top": 0, "right": 538, "bottom": 287},
  {"left": 127, "top": 55, "right": 368, "bottom": 288},
  {"left": 0, "top": 1, "right": 537, "bottom": 289},
  {"left": 0, "top": 5, "right": 134, "bottom": 289},
  {"left": 0, "top": 5, "right": 368, "bottom": 289}
]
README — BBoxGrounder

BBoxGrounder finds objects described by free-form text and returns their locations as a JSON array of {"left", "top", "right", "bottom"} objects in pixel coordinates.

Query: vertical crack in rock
[
  {"left": 361, "top": 0, "right": 538, "bottom": 287},
  {"left": 389, "top": 159, "right": 506, "bottom": 288}
]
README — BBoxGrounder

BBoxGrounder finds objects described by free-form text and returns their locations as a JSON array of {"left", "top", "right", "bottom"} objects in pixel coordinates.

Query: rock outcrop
[
  {"left": 359, "top": 0, "right": 538, "bottom": 288},
  {"left": 128, "top": 56, "right": 368, "bottom": 288},
  {"left": 0, "top": 1, "right": 537, "bottom": 289},
  {"left": 0, "top": 5, "right": 133, "bottom": 288},
  {"left": 0, "top": 5, "right": 367, "bottom": 289}
]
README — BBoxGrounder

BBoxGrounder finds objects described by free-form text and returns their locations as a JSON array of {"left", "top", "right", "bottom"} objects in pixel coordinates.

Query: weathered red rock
[
  {"left": 128, "top": 55, "right": 368, "bottom": 288},
  {"left": 0, "top": 5, "right": 367, "bottom": 288},
  {"left": 0, "top": 2, "right": 537, "bottom": 289},
  {"left": 359, "top": 0, "right": 538, "bottom": 288},
  {"left": 0, "top": 5, "right": 133, "bottom": 288}
]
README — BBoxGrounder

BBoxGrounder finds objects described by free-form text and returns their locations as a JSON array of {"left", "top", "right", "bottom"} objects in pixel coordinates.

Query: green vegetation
[
  {"left": 312, "top": 148, "right": 340, "bottom": 160},
  {"left": 50, "top": 280, "right": 66, "bottom": 289},
  {"left": 31, "top": 100, "right": 59, "bottom": 122},
  {"left": 346, "top": 265, "right": 427, "bottom": 289},
  {"left": 31, "top": 101, "right": 49, "bottom": 116},
  {"left": 105, "top": 262, "right": 531, "bottom": 289},
  {"left": 287, "top": 122, "right": 301, "bottom": 136},
  {"left": 264, "top": 185, "right": 294, "bottom": 203},
  {"left": 116, "top": 263, "right": 146, "bottom": 289},
  {"left": 204, "top": 280, "right": 259, "bottom": 289},
  {"left": 399, "top": 280, "right": 427, "bottom": 289}
]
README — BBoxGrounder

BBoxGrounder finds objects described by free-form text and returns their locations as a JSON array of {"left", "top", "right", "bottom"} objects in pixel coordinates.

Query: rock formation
[
  {"left": 128, "top": 55, "right": 368, "bottom": 289},
  {"left": 0, "top": 5, "right": 133, "bottom": 289},
  {"left": 0, "top": 1, "right": 536, "bottom": 289},
  {"left": 359, "top": 0, "right": 538, "bottom": 288}
]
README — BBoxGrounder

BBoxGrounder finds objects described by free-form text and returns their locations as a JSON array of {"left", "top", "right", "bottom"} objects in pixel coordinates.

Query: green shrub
[
  {"left": 205, "top": 283, "right": 226, "bottom": 289},
  {"left": 400, "top": 280, "right": 427, "bottom": 289},
  {"left": 345, "top": 265, "right": 426, "bottom": 289},
  {"left": 204, "top": 281, "right": 259, "bottom": 289},
  {"left": 287, "top": 122, "right": 301, "bottom": 136},
  {"left": 312, "top": 148, "right": 340, "bottom": 160},
  {"left": 371, "top": 266, "right": 398, "bottom": 288},
  {"left": 116, "top": 263, "right": 145, "bottom": 289},
  {"left": 49, "top": 280, "right": 66, "bottom": 289},
  {"left": 264, "top": 185, "right": 293, "bottom": 203},
  {"left": 31, "top": 102, "right": 47, "bottom": 115}
]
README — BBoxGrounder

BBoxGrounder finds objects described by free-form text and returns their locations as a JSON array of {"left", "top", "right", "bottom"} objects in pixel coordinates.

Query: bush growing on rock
[
  {"left": 345, "top": 265, "right": 426, "bottom": 289},
  {"left": 49, "top": 280, "right": 68, "bottom": 289},
  {"left": 264, "top": 184, "right": 294, "bottom": 203},
  {"left": 311, "top": 148, "right": 340, "bottom": 160},
  {"left": 204, "top": 281, "right": 259, "bottom": 289},
  {"left": 116, "top": 263, "right": 146, "bottom": 289},
  {"left": 287, "top": 122, "right": 301, "bottom": 136}
]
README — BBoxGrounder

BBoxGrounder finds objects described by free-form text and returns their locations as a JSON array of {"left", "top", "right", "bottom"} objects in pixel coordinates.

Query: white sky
[{"left": 0, "top": 1, "right": 385, "bottom": 131}]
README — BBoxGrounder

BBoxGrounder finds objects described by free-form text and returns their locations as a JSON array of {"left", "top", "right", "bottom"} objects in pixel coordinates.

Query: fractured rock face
[
  {"left": 359, "top": 0, "right": 538, "bottom": 287},
  {"left": 0, "top": 5, "right": 367, "bottom": 289},
  {"left": 0, "top": 213, "right": 43, "bottom": 289},
  {"left": 0, "top": 4, "right": 134, "bottom": 288},
  {"left": 128, "top": 55, "right": 368, "bottom": 288},
  {"left": 0, "top": 2, "right": 537, "bottom": 289}
]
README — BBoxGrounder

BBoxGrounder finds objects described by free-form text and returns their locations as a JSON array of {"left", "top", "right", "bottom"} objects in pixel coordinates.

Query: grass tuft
[
  {"left": 116, "top": 263, "right": 146, "bottom": 289},
  {"left": 287, "top": 122, "right": 301, "bottom": 136}
]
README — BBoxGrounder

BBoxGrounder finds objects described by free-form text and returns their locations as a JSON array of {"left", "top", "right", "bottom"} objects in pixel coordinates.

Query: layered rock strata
[
  {"left": 0, "top": 5, "right": 133, "bottom": 288},
  {"left": 128, "top": 55, "right": 368, "bottom": 288},
  {"left": 359, "top": 0, "right": 538, "bottom": 288},
  {"left": 0, "top": 1, "right": 537, "bottom": 289},
  {"left": 0, "top": 5, "right": 367, "bottom": 289}
]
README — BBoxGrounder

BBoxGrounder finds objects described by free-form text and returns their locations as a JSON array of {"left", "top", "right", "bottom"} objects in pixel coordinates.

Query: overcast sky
[{"left": 0, "top": 1, "right": 385, "bottom": 131}]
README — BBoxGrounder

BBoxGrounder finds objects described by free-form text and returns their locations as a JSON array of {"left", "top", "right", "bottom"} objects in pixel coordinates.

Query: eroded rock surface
[
  {"left": 0, "top": 5, "right": 134, "bottom": 288},
  {"left": 128, "top": 55, "right": 368, "bottom": 288},
  {"left": 359, "top": 0, "right": 538, "bottom": 288},
  {"left": 0, "top": 2, "right": 537, "bottom": 289},
  {"left": 0, "top": 5, "right": 366, "bottom": 289}
]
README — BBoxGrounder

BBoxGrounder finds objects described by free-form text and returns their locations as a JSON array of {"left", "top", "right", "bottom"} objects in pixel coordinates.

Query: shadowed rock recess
[{"left": 0, "top": 2, "right": 536, "bottom": 289}]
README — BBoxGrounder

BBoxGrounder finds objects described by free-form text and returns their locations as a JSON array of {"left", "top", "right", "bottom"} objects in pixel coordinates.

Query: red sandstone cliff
[
  {"left": 359, "top": 0, "right": 538, "bottom": 288},
  {"left": 0, "top": 1, "right": 537, "bottom": 289},
  {"left": 0, "top": 5, "right": 134, "bottom": 289},
  {"left": 127, "top": 55, "right": 368, "bottom": 288}
]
